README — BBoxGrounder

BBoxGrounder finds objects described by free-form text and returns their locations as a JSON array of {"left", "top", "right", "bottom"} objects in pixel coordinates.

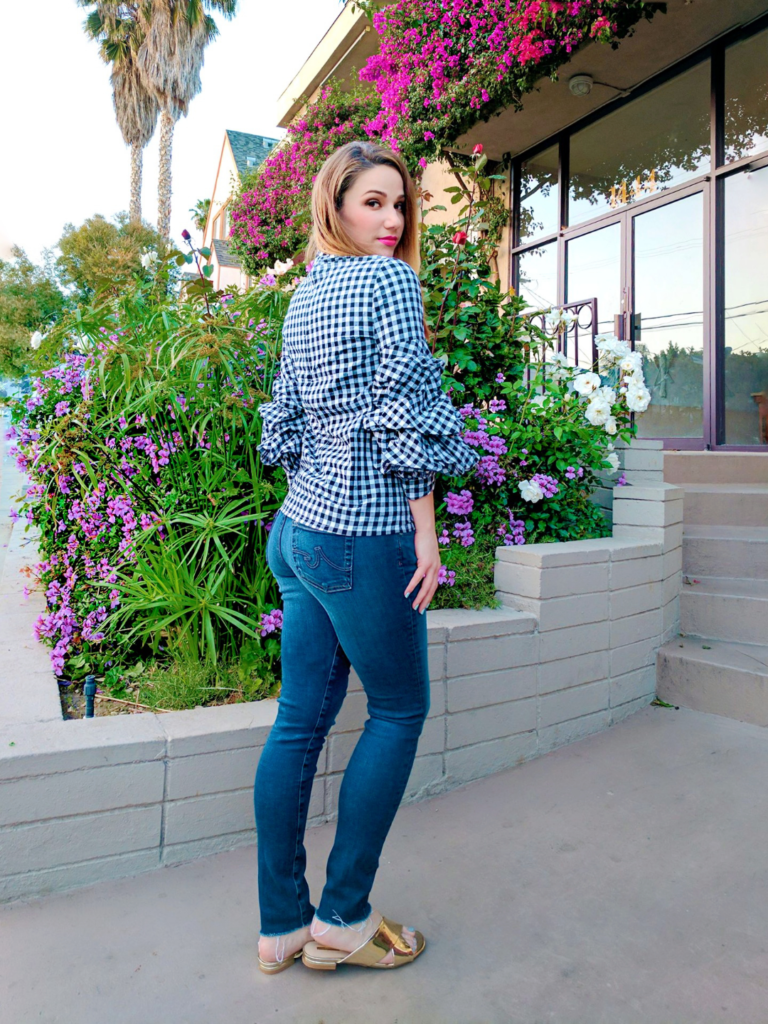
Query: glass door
[{"left": 629, "top": 190, "right": 707, "bottom": 442}]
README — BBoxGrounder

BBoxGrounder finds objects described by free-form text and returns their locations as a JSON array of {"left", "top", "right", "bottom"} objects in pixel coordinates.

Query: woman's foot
[
  {"left": 258, "top": 924, "right": 312, "bottom": 965},
  {"left": 310, "top": 909, "right": 418, "bottom": 966}
]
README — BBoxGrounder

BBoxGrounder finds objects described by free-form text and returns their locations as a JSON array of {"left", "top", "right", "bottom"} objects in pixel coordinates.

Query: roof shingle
[{"left": 226, "top": 130, "right": 281, "bottom": 179}]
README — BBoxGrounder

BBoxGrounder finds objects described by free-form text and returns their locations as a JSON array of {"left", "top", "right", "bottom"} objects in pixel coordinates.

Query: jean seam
[
  {"left": 399, "top": 551, "right": 429, "bottom": 725},
  {"left": 291, "top": 637, "right": 342, "bottom": 926}
]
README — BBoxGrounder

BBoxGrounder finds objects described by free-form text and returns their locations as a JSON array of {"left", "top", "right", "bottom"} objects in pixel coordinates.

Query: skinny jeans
[{"left": 254, "top": 508, "right": 430, "bottom": 936}]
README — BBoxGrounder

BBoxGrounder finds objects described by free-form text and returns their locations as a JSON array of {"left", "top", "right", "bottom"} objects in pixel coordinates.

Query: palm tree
[
  {"left": 190, "top": 198, "right": 211, "bottom": 232},
  {"left": 138, "top": 1, "right": 237, "bottom": 239},
  {"left": 80, "top": 3, "right": 159, "bottom": 224}
]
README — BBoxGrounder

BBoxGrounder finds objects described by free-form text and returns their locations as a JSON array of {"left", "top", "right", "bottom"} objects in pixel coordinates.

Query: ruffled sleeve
[
  {"left": 256, "top": 346, "right": 306, "bottom": 484},
  {"left": 361, "top": 258, "right": 479, "bottom": 499}
]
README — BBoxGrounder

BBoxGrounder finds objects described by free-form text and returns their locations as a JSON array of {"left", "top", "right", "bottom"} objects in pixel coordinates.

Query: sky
[{"left": 0, "top": 0, "right": 344, "bottom": 264}]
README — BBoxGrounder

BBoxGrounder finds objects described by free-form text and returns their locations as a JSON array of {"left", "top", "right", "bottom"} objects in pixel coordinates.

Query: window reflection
[
  {"left": 724, "top": 26, "right": 768, "bottom": 164},
  {"left": 517, "top": 243, "right": 558, "bottom": 311},
  {"left": 519, "top": 144, "right": 559, "bottom": 243},
  {"left": 569, "top": 61, "right": 710, "bottom": 225},
  {"left": 633, "top": 194, "right": 704, "bottom": 439},
  {"left": 724, "top": 166, "right": 768, "bottom": 446},
  {"left": 566, "top": 224, "right": 621, "bottom": 344}
]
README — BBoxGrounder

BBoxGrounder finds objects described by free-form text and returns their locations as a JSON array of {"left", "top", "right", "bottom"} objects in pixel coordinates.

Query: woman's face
[{"left": 338, "top": 164, "right": 406, "bottom": 257}]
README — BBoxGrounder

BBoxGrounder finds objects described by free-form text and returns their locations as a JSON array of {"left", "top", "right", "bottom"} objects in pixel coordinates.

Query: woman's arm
[{"left": 405, "top": 490, "right": 440, "bottom": 614}]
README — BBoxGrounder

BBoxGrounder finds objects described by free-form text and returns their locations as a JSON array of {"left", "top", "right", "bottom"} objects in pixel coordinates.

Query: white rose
[
  {"left": 606, "top": 451, "right": 620, "bottom": 472},
  {"left": 625, "top": 381, "right": 652, "bottom": 413},
  {"left": 529, "top": 394, "right": 548, "bottom": 412},
  {"left": 619, "top": 351, "right": 644, "bottom": 377},
  {"left": 604, "top": 415, "right": 618, "bottom": 435},
  {"left": 596, "top": 386, "right": 617, "bottom": 406},
  {"left": 596, "top": 333, "right": 631, "bottom": 369},
  {"left": 30, "top": 331, "right": 43, "bottom": 350},
  {"left": 585, "top": 396, "right": 612, "bottom": 426},
  {"left": 572, "top": 371, "right": 601, "bottom": 396},
  {"left": 140, "top": 249, "right": 159, "bottom": 269},
  {"left": 519, "top": 479, "right": 544, "bottom": 503}
]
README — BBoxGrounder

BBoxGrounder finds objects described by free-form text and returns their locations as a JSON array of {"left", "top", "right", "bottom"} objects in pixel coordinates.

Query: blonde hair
[{"left": 304, "top": 141, "right": 421, "bottom": 275}]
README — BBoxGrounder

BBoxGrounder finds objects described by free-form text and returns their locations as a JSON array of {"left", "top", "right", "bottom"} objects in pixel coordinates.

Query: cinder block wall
[{"left": 0, "top": 443, "right": 682, "bottom": 903}]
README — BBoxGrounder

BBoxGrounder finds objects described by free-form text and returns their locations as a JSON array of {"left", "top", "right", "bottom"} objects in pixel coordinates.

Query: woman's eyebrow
[{"left": 364, "top": 189, "right": 406, "bottom": 199}]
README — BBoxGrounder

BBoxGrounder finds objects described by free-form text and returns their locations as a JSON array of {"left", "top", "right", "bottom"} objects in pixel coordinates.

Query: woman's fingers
[{"left": 405, "top": 564, "right": 440, "bottom": 612}]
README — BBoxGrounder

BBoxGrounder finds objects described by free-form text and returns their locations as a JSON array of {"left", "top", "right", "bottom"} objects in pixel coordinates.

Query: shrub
[{"left": 8, "top": 257, "right": 289, "bottom": 687}]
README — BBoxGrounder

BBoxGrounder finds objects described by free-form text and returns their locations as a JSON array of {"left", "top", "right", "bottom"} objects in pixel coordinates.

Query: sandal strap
[{"left": 342, "top": 916, "right": 415, "bottom": 967}]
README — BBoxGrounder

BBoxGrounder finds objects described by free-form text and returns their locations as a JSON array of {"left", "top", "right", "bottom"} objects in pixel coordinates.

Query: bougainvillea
[
  {"left": 359, "top": 0, "right": 663, "bottom": 164},
  {"left": 228, "top": 80, "right": 381, "bottom": 275},
  {"left": 228, "top": 0, "right": 663, "bottom": 273}
]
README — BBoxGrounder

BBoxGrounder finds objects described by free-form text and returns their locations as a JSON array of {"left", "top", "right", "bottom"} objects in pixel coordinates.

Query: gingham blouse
[{"left": 256, "top": 251, "right": 479, "bottom": 535}]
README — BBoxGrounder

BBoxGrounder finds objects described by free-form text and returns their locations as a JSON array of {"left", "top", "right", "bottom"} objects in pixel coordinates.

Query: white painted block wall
[{"left": 0, "top": 442, "right": 683, "bottom": 902}]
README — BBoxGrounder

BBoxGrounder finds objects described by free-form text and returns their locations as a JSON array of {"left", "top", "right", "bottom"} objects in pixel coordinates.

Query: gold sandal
[
  {"left": 257, "top": 948, "right": 304, "bottom": 974},
  {"left": 301, "top": 916, "right": 425, "bottom": 971}
]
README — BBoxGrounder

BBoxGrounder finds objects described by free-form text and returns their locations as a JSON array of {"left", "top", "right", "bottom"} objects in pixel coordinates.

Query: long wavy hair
[{"left": 303, "top": 140, "right": 421, "bottom": 275}]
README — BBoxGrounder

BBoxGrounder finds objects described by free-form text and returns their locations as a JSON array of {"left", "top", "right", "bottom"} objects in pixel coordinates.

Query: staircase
[{"left": 656, "top": 452, "right": 768, "bottom": 725}]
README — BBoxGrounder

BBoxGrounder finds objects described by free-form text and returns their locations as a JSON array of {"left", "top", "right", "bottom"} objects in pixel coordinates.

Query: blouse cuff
[
  {"left": 256, "top": 402, "right": 305, "bottom": 477},
  {"left": 402, "top": 473, "right": 436, "bottom": 500}
]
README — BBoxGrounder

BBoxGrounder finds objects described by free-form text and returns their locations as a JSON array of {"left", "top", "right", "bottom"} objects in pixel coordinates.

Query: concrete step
[
  {"left": 657, "top": 636, "right": 768, "bottom": 726},
  {"left": 679, "top": 484, "right": 768, "bottom": 527},
  {"left": 683, "top": 525, "right": 768, "bottom": 580},
  {"left": 665, "top": 452, "right": 768, "bottom": 485},
  {"left": 680, "top": 577, "right": 768, "bottom": 645}
]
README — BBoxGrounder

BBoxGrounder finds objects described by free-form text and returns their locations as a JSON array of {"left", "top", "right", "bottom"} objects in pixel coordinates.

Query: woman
[{"left": 254, "top": 140, "right": 479, "bottom": 973}]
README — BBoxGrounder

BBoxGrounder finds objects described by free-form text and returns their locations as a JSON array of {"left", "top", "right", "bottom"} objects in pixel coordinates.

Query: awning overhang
[{"left": 451, "top": 0, "right": 768, "bottom": 161}]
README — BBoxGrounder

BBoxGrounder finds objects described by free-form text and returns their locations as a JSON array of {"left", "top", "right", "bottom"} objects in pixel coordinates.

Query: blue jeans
[{"left": 254, "top": 508, "right": 430, "bottom": 937}]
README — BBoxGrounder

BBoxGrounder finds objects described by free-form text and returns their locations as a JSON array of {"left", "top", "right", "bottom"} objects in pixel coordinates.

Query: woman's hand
[{"left": 404, "top": 528, "right": 441, "bottom": 614}]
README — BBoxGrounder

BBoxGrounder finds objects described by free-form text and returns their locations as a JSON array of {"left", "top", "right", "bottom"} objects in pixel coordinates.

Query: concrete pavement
[{"left": 2, "top": 704, "right": 768, "bottom": 1024}]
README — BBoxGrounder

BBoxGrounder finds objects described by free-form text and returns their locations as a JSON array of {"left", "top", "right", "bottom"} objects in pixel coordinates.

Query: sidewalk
[{"left": 2, "top": 704, "right": 767, "bottom": 1023}]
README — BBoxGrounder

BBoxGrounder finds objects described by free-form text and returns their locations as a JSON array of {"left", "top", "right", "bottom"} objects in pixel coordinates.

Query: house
[
  {"left": 202, "top": 130, "right": 280, "bottom": 291},
  {"left": 277, "top": 1, "right": 768, "bottom": 725}
]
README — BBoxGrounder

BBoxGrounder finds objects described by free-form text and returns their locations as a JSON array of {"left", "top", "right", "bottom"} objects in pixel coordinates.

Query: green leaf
[
  {"left": 203, "top": 264, "right": 214, "bottom": 278},
  {"left": 175, "top": 255, "right": 188, "bottom": 267},
  {"left": 199, "top": 247, "right": 211, "bottom": 259}
]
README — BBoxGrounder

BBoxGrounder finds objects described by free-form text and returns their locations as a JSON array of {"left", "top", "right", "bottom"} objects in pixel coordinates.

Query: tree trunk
[
  {"left": 130, "top": 143, "right": 143, "bottom": 224},
  {"left": 157, "top": 109, "right": 175, "bottom": 240}
]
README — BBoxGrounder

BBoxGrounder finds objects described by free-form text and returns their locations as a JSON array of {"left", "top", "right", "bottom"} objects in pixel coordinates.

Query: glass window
[
  {"left": 633, "top": 193, "right": 704, "bottom": 439},
  {"left": 724, "top": 26, "right": 768, "bottom": 164},
  {"left": 569, "top": 61, "right": 711, "bottom": 226},
  {"left": 566, "top": 223, "right": 621, "bottom": 343},
  {"left": 517, "top": 243, "right": 558, "bottom": 311},
  {"left": 724, "top": 165, "right": 768, "bottom": 446},
  {"left": 518, "top": 144, "right": 559, "bottom": 243}
]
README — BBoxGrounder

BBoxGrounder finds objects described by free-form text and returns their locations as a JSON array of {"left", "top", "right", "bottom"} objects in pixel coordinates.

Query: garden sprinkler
[{"left": 84, "top": 675, "right": 97, "bottom": 718}]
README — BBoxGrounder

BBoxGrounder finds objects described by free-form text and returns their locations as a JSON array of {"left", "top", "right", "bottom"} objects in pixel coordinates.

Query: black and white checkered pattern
[{"left": 257, "top": 251, "right": 480, "bottom": 536}]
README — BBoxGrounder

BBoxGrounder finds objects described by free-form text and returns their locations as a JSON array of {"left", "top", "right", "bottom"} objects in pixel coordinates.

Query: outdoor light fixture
[{"left": 568, "top": 74, "right": 594, "bottom": 97}]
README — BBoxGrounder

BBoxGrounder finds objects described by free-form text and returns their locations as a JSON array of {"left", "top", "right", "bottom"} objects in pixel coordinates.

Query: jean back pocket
[{"left": 291, "top": 525, "right": 354, "bottom": 594}]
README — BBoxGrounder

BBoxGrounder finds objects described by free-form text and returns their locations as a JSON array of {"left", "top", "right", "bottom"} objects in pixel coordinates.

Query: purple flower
[
  {"left": 437, "top": 564, "right": 456, "bottom": 587},
  {"left": 503, "top": 515, "right": 526, "bottom": 546},
  {"left": 445, "top": 489, "right": 474, "bottom": 516},
  {"left": 452, "top": 520, "right": 475, "bottom": 547},
  {"left": 488, "top": 398, "right": 506, "bottom": 413},
  {"left": 259, "top": 608, "right": 284, "bottom": 637},
  {"left": 616, "top": 473, "right": 627, "bottom": 487},
  {"left": 530, "top": 473, "right": 559, "bottom": 498},
  {"left": 495, "top": 372, "right": 505, "bottom": 383},
  {"left": 475, "top": 456, "right": 506, "bottom": 487}
]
